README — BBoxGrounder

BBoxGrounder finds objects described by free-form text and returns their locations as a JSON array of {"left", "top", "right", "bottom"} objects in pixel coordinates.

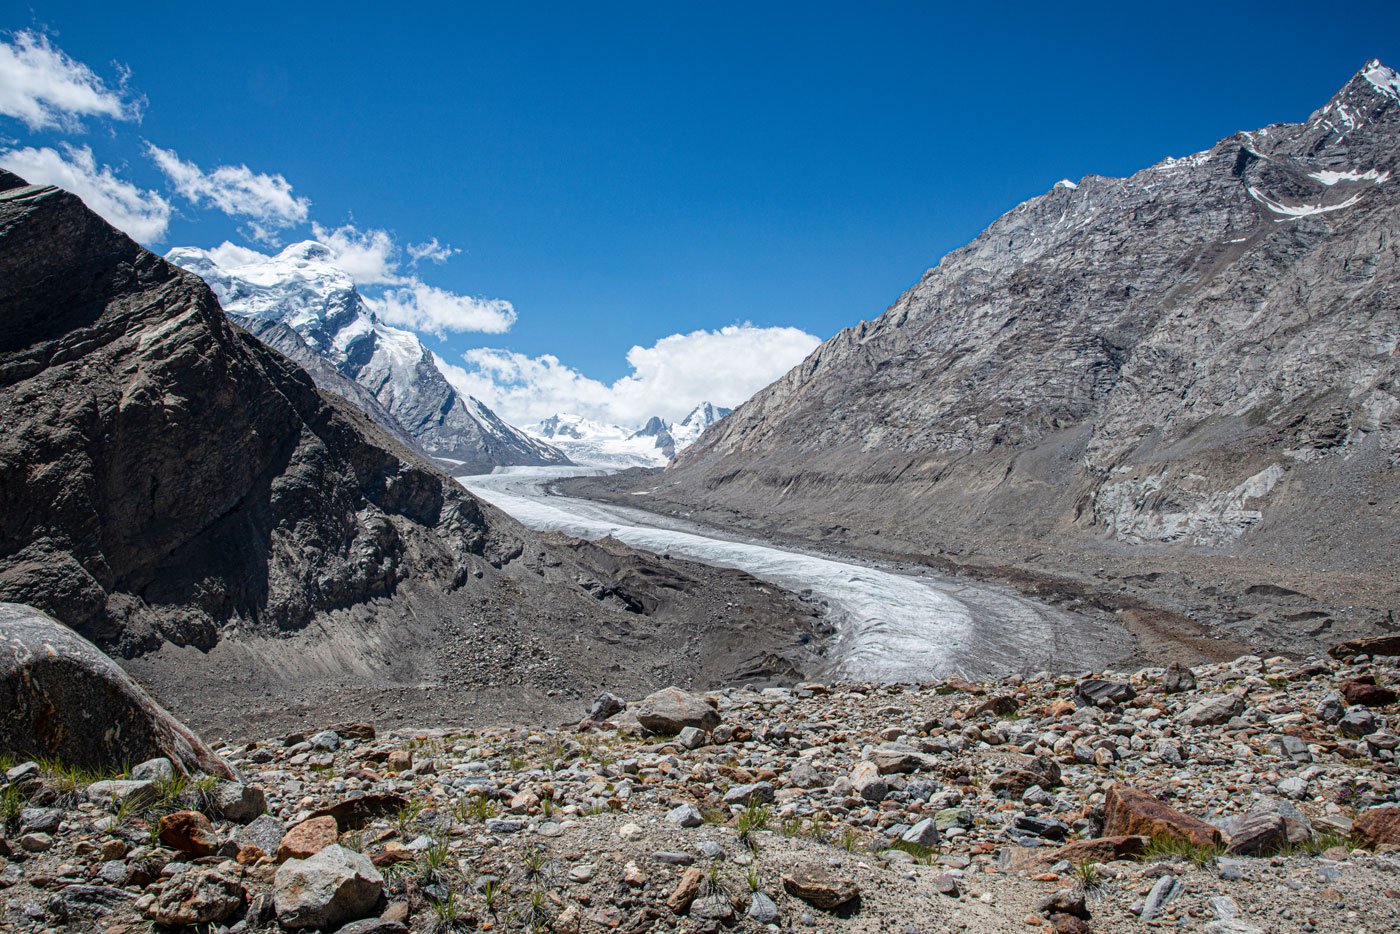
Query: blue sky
[{"left": 4, "top": 2, "right": 1398, "bottom": 424}]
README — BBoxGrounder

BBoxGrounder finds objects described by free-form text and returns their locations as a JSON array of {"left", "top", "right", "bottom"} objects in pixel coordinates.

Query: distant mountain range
[
  {"left": 529, "top": 403, "right": 732, "bottom": 468},
  {"left": 166, "top": 242, "right": 570, "bottom": 474},
  {"left": 615, "top": 59, "right": 1400, "bottom": 655}
]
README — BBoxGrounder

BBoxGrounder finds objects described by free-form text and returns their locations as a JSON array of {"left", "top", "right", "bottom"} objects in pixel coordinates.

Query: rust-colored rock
[
  {"left": 1342, "top": 678, "right": 1398, "bottom": 707},
  {"left": 1354, "top": 806, "right": 1400, "bottom": 848},
  {"left": 1102, "top": 785, "right": 1221, "bottom": 849},
  {"left": 782, "top": 864, "right": 860, "bottom": 911},
  {"left": 158, "top": 810, "right": 221, "bottom": 857},
  {"left": 309, "top": 793, "right": 407, "bottom": 831},
  {"left": 276, "top": 816, "right": 339, "bottom": 861},
  {"left": 667, "top": 867, "right": 704, "bottom": 914},
  {"left": 1330, "top": 636, "right": 1400, "bottom": 660},
  {"left": 1052, "top": 835, "right": 1148, "bottom": 864}
]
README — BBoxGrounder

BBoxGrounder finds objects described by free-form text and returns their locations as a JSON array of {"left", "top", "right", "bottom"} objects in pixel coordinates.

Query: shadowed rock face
[
  {"left": 0, "top": 169, "right": 823, "bottom": 734},
  {"left": 638, "top": 63, "right": 1400, "bottom": 652},
  {"left": 0, "top": 169, "right": 502, "bottom": 654},
  {"left": 0, "top": 603, "right": 233, "bottom": 776}
]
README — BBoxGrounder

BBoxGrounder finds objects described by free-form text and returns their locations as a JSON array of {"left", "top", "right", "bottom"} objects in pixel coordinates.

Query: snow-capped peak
[
  {"left": 1363, "top": 59, "right": 1400, "bottom": 102},
  {"left": 168, "top": 240, "right": 568, "bottom": 472}
]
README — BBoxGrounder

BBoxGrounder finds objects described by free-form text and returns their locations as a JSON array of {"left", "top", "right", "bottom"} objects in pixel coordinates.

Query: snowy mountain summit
[
  {"left": 528, "top": 403, "right": 732, "bottom": 468},
  {"left": 167, "top": 241, "right": 568, "bottom": 473}
]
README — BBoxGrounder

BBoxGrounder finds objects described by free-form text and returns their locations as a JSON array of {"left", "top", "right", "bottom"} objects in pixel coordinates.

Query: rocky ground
[{"left": 4, "top": 639, "right": 1400, "bottom": 933}]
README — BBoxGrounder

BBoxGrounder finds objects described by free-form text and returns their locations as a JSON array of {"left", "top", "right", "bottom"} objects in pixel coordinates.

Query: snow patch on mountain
[
  {"left": 168, "top": 241, "right": 568, "bottom": 472},
  {"left": 527, "top": 403, "right": 733, "bottom": 468}
]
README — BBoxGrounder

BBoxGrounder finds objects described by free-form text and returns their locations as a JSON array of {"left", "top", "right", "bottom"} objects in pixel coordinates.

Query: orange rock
[
  {"left": 1103, "top": 785, "right": 1221, "bottom": 849},
  {"left": 158, "top": 810, "right": 220, "bottom": 856},
  {"left": 235, "top": 844, "right": 265, "bottom": 865},
  {"left": 667, "top": 867, "right": 704, "bottom": 913},
  {"left": 1354, "top": 806, "right": 1400, "bottom": 848},
  {"left": 275, "top": 815, "right": 338, "bottom": 861},
  {"left": 1052, "top": 835, "right": 1148, "bottom": 863}
]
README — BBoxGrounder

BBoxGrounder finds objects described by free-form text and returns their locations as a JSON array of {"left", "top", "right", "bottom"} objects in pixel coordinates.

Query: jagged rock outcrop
[
  {"left": 0, "top": 603, "right": 233, "bottom": 777},
  {"left": 0, "top": 170, "right": 821, "bottom": 732},
  {"left": 0, "top": 170, "right": 504, "bottom": 653},
  {"left": 166, "top": 241, "right": 569, "bottom": 474},
  {"left": 635, "top": 62, "right": 1400, "bottom": 652}
]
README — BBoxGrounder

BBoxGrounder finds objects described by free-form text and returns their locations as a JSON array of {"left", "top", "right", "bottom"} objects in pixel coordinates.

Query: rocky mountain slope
[
  {"left": 529, "top": 403, "right": 733, "bottom": 468},
  {"left": 612, "top": 61, "right": 1400, "bottom": 656},
  {"left": 0, "top": 170, "right": 822, "bottom": 730},
  {"left": 166, "top": 241, "right": 569, "bottom": 474},
  {"left": 3, "top": 640, "right": 1399, "bottom": 932}
]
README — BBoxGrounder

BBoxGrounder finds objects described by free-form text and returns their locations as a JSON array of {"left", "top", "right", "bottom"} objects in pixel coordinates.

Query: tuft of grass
[
  {"left": 463, "top": 796, "right": 499, "bottom": 822},
  {"left": 1072, "top": 860, "right": 1104, "bottom": 896},
  {"left": 480, "top": 878, "right": 503, "bottom": 914},
  {"left": 737, "top": 800, "right": 771, "bottom": 852},
  {"left": 888, "top": 839, "right": 936, "bottom": 864},
  {"left": 1, "top": 785, "right": 24, "bottom": 832},
  {"left": 780, "top": 816, "right": 805, "bottom": 838},
  {"left": 745, "top": 865, "right": 762, "bottom": 892},
  {"left": 395, "top": 799, "right": 426, "bottom": 835},
  {"left": 1142, "top": 835, "right": 1224, "bottom": 867},
  {"left": 151, "top": 773, "right": 190, "bottom": 814},
  {"left": 516, "top": 887, "right": 553, "bottom": 933},
  {"left": 701, "top": 807, "right": 728, "bottom": 825},
  {"left": 837, "top": 826, "right": 861, "bottom": 853},
  {"left": 699, "top": 864, "right": 728, "bottom": 900},
  {"left": 428, "top": 889, "right": 464, "bottom": 930},
  {"left": 1284, "top": 832, "right": 1357, "bottom": 857}
]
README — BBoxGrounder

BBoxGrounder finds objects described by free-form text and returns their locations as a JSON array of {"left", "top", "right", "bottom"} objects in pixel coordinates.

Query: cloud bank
[
  {"left": 0, "top": 30, "right": 141, "bottom": 130},
  {"left": 438, "top": 324, "right": 821, "bottom": 426},
  {"left": 148, "top": 144, "right": 310, "bottom": 244},
  {"left": 0, "top": 144, "right": 170, "bottom": 241}
]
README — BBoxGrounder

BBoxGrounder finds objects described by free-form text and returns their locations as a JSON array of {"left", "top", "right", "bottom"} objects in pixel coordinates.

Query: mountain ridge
[
  {"left": 166, "top": 241, "right": 569, "bottom": 474},
  {"left": 615, "top": 60, "right": 1400, "bottom": 655}
]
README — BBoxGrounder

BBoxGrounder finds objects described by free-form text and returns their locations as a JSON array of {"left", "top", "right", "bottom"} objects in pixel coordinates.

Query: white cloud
[
  {"left": 310, "top": 222, "right": 403, "bottom": 284},
  {"left": 441, "top": 324, "right": 822, "bottom": 426},
  {"left": 0, "top": 30, "right": 141, "bottom": 130},
  {"left": 366, "top": 282, "right": 516, "bottom": 336},
  {"left": 147, "top": 144, "right": 309, "bottom": 242},
  {"left": 1, "top": 144, "right": 170, "bottom": 241},
  {"left": 408, "top": 237, "right": 456, "bottom": 265}
]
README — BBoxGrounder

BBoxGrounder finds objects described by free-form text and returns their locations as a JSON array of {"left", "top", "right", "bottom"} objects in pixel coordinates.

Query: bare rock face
[
  {"left": 0, "top": 170, "right": 502, "bottom": 653},
  {"left": 645, "top": 63, "right": 1400, "bottom": 652},
  {"left": 0, "top": 603, "right": 232, "bottom": 777},
  {"left": 0, "top": 170, "right": 823, "bottom": 734}
]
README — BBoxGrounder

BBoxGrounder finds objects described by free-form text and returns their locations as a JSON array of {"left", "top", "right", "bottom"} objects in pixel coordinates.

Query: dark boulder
[{"left": 0, "top": 603, "right": 233, "bottom": 777}]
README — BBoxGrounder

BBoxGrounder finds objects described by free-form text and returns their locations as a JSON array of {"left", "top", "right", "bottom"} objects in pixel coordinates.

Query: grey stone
[
  {"left": 665, "top": 804, "right": 704, "bottom": 827},
  {"left": 273, "top": 844, "right": 383, "bottom": 929},
  {"left": 589, "top": 692, "right": 625, "bottom": 721},
  {"left": 748, "top": 891, "right": 780, "bottom": 922},
  {"left": 237, "top": 814, "right": 287, "bottom": 856},
  {"left": 1225, "top": 812, "right": 1288, "bottom": 857},
  {"left": 1179, "top": 694, "right": 1246, "bottom": 727},
  {"left": 145, "top": 869, "right": 245, "bottom": 926},
  {"left": 635, "top": 687, "right": 720, "bottom": 734},
  {"left": 309, "top": 730, "right": 341, "bottom": 751},
  {"left": 213, "top": 781, "right": 267, "bottom": 823},
  {"left": 723, "top": 781, "right": 775, "bottom": 806},
  {"left": 1141, "top": 874, "right": 1179, "bottom": 920},
  {"left": 131, "top": 757, "right": 174, "bottom": 781},
  {"left": 676, "top": 726, "right": 707, "bottom": 749},
  {"left": 900, "top": 818, "right": 940, "bottom": 846},
  {"left": 1339, "top": 707, "right": 1377, "bottom": 737}
]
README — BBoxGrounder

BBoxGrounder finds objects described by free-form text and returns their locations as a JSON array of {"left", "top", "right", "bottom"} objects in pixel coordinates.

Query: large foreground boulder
[{"left": 0, "top": 603, "right": 233, "bottom": 777}]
